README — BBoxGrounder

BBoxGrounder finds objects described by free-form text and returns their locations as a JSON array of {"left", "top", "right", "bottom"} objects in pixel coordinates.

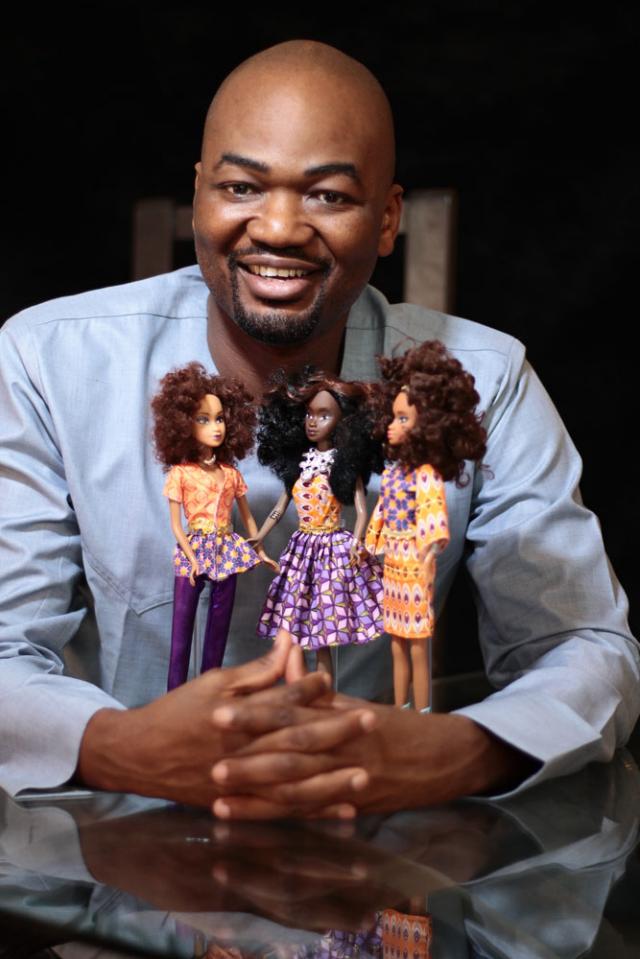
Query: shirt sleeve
[
  {"left": 365, "top": 495, "right": 385, "bottom": 554},
  {"left": 0, "top": 320, "right": 125, "bottom": 797},
  {"left": 234, "top": 468, "right": 248, "bottom": 499},
  {"left": 162, "top": 465, "right": 184, "bottom": 503},
  {"left": 415, "top": 465, "right": 450, "bottom": 555},
  {"left": 453, "top": 345, "right": 640, "bottom": 796}
]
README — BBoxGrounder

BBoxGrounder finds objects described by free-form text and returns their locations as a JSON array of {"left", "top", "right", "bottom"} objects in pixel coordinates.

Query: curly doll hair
[
  {"left": 151, "top": 362, "right": 256, "bottom": 469},
  {"left": 371, "top": 340, "right": 487, "bottom": 484},
  {"left": 257, "top": 367, "right": 383, "bottom": 504}
]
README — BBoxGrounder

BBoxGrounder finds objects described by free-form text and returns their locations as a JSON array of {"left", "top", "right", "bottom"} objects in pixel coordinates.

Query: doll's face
[
  {"left": 304, "top": 389, "right": 342, "bottom": 451},
  {"left": 387, "top": 390, "right": 418, "bottom": 446},
  {"left": 192, "top": 394, "right": 226, "bottom": 452}
]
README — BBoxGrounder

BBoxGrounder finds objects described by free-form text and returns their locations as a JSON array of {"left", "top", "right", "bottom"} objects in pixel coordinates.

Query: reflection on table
[{"left": 1, "top": 750, "right": 639, "bottom": 959}]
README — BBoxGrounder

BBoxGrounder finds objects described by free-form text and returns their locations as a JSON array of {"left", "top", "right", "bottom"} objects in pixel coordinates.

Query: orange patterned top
[
  {"left": 163, "top": 463, "right": 248, "bottom": 528},
  {"left": 365, "top": 462, "right": 449, "bottom": 559}
]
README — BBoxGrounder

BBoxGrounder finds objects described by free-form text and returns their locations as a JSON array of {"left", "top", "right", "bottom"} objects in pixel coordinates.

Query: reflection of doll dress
[
  {"left": 258, "top": 456, "right": 384, "bottom": 649},
  {"left": 163, "top": 463, "right": 260, "bottom": 581},
  {"left": 365, "top": 462, "right": 449, "bottom": 640}
]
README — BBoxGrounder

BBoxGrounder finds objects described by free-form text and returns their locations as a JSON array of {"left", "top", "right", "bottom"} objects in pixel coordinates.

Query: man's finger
[
  {"left": 212, "top": 750, "right": 342, "bottom": 788},
  {"left": 213, "top": 795, "right": 357, "bottom": 821},
  {"left": 211, "top": 672, "right": 333, "bottom": 733},
  {"left": 284, "top": 644, "right": 307, "bottom": 683},
  {"left": 210, "top": 629, "right": 292, "bottom": 697},
  {"left": 236, "top": 708, "right": 377, "bottom": 757}
]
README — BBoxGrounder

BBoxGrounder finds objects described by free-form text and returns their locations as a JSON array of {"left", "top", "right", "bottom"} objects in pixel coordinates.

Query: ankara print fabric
[
  {"left": 258, "top": 473, "right": 384, "bottom": 648},
  {"left": 365, "top": 462, "right": 449, "bottom": 640},
  {"left": 164, "top": 463, "right": 259, "bottom": 582}
]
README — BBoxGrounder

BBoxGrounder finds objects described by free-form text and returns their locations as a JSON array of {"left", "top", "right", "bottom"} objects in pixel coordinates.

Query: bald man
[{"left": 0, "top": 42, "right": 637, "bottom": 817}]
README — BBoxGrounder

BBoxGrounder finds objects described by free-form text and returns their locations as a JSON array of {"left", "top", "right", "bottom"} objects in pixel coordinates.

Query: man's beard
[{"left": 229, "top": 257, "right": 328, "bottom": 346}]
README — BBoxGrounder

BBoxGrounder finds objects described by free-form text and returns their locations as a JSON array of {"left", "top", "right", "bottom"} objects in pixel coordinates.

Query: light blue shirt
[{"left": 1, "top": 265, "right": 638, "bottom": 797}]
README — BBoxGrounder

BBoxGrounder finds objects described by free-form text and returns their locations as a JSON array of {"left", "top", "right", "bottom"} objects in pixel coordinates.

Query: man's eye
[
  {"left": 315, "top": 191, "right": 346, "bottom": 205},
  {"left": 222, "top": 183, "right": 257, "bottom": 197}
]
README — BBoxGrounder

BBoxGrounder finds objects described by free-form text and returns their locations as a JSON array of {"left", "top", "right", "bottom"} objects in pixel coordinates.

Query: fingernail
[
  {"left": 337, "top": 804, "right": 357, "bottom": 819},
  {"left": 212, "top": 762, "right": 229, "bottom": 782},
  {"left": 213, "top": 798, "right": 231, "bottom": 819},
  {"left": 351, "top": 771, "right": 368, "bottom": 791},
  {"left": 212, "top": 706, "right": 235, "bottom": 727},
  {"left": 212, "top": 864, "right": 228, "bottom": 883},
  {"left": 359, "top": 710, "right": 377, "bottom": 731}
]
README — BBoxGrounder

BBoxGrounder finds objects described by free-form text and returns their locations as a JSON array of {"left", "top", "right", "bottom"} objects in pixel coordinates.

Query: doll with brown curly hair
[
  {"left": 365, "top": 341, "right": 487, "bottom": 711},
  {"left": 151, "top": 362, "right": 275, "bottom": 690}
]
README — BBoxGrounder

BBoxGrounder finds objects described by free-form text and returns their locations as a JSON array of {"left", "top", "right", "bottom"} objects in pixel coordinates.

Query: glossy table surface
[{"left": 1, "top": 745, "right": 640, "bottom": 959}]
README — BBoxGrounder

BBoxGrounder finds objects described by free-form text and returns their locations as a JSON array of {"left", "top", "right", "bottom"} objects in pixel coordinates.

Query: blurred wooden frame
[{"left": 131, "top": 189, "right": 457, "bottom": 313}]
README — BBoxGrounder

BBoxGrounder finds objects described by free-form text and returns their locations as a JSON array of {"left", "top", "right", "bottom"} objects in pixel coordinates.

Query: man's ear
[{"left": 378, "top": 184, "right": 404, "bottom": 257}]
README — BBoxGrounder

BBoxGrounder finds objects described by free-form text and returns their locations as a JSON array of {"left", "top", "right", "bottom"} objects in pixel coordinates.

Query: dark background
[{"left": 3, "top": 3, "right": 637, "bottom": 632}]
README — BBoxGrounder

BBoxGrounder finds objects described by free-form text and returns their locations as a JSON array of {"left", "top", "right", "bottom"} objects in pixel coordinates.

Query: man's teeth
[{"left": 247, "top": 265, "right": 308, "bottom": 278}]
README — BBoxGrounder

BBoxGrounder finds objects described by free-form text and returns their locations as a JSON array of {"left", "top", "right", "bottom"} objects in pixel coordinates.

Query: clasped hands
[{"left": 78, "top": 630, "right": 523, "bottom": 818}]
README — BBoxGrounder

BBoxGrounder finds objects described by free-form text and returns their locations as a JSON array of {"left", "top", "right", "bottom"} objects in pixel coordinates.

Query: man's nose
[{"left": 246, "top": 190, "right": 313, "bottom": 248}]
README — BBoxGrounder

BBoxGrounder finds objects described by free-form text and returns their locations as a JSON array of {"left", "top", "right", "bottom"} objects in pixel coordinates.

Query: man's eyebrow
[
  {"left": 214, "top": 153, "right": 270, "bottom": 173},
  {"left": 304, "top": 162, "right": 361, "bottom": 183}
]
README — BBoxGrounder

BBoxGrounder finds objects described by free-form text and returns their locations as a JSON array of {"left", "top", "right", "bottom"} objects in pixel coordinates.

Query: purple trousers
[{"left": 167, "top": 574, "right": 237, "bottom": 691}]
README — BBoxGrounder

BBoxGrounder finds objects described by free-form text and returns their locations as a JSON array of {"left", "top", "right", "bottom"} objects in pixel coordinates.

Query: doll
[
  {"left": 253, "top": 367, "right": 384, "bottom": 678},
  {"left": 151, "top": 361, "right": 275, "bottom": 690},
  {"left": 365, "top": 340, "right": 487, "bottom": 712}
]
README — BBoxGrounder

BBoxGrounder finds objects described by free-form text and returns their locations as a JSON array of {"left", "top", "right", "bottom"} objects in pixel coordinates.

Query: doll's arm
[
  {"left": 350, "top": 477, "right": 369, "bottom": 562},
  {"left": 251, "top": 490, "right": 292, "bottom": 546},
  {"left": 169, "top": 500, "right": 200, "bottom": 586},
  {"left": 236, "top": 495, "right": 279, "bottom": 572},
  {"left": 415, "top": 466, "right": 450, "bottom": 563}
]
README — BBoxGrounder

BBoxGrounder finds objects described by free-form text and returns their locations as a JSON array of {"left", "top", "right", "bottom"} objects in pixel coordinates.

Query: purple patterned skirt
[
  {"left": 258, "top": 528, "right": 384, "bottom": 648},
  {"left": 173, "top": 530, "right": 260, "bottom": 582}
]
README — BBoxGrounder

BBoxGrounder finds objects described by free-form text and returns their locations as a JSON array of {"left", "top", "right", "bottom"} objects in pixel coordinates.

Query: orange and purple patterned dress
[
  {"left": 365, "top": 462, "right": 449, "bottom": 640},
  {"left": 259, "top": 456, "right": 384, "bottom": 648},
  {"left": 163, "top": 463, "right": 260, "bottom": 581}
]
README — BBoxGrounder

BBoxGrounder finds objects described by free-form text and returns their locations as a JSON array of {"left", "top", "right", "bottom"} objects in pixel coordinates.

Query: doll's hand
[
  {"left": 348, "top": 539, "right": 367, "bottom": 567},
  {"left": 256, "top": 547, "right": 279, "bottom": 573},
  {"left": 189, "top": 560, "right": 200, "bottom": 586}
]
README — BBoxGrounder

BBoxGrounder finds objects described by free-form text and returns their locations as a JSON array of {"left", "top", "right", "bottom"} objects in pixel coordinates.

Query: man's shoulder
[
  {"left": 350, "top": 286, "right": 526, "bottom": 392},
  {"left": 3, "top": 266, "right": 207, "bottom": 335}
]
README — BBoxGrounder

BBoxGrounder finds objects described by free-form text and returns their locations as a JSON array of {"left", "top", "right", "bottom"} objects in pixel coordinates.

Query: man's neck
[{"left": 206, "top": 299, "right": 347, "bottom": 399}]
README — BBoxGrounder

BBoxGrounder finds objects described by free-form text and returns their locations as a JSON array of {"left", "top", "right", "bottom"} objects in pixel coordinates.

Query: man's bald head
[
  {"left": 204, "top": 40, "right": 396, "bottom": 188},
  {"left": 193, "top": 40, "right": 403, "bottom": 350}
]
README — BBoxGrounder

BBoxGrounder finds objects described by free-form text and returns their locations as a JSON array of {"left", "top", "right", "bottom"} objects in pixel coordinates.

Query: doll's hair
[
  {"left": 151, "top": 362, "right": 256, "bottom": 469},
  {"left": 372, "top": 340, "right": 487, "bottom": 484},
  {"left": 257, "top": 367, "right": 383, "bottom": 504}
]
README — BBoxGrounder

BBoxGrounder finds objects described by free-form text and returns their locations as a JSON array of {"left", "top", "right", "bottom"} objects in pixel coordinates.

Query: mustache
[{"left": 228, "top": 247, "right": 331, "bottom": 272}]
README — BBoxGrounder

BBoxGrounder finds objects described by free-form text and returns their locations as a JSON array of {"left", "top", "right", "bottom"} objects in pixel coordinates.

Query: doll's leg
[
  {"left": 410, "top": 637, "right": 430, "bottom": 712},
  {"left": 168, "top": 575, "right": 205, "bottom": 691},
  {"left": 391, "top": 636, "right": 411, "bottom": 707},
  {"left": 316, "top": 646, "right": 333, "bottom": 679},
  {"left": 200, "top": 574, "right": 237, "bottom": 672}
]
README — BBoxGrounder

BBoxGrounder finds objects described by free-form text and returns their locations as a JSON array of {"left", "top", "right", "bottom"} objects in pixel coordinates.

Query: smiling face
[
  {"left": 387, "top": 390, "right": 418, "bottom": 447},
  {"left": 304, "top": 390, "right": 342, "bottom": 451},
  {"left": 192, "top": 394, "right": 226, "bottom": 455},
  {"left": 193, "top": 46, "right": 402, "bottom": 346}
]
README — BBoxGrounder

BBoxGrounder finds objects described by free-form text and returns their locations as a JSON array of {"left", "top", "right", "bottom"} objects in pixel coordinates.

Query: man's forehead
[{"left": 202, "top": 52, "right": 395, "bottom": 185}]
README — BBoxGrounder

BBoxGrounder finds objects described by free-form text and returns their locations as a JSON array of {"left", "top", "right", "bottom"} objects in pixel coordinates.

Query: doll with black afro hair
[{"left": 253, "top": 366, "right": 385, "bottom": 679}]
